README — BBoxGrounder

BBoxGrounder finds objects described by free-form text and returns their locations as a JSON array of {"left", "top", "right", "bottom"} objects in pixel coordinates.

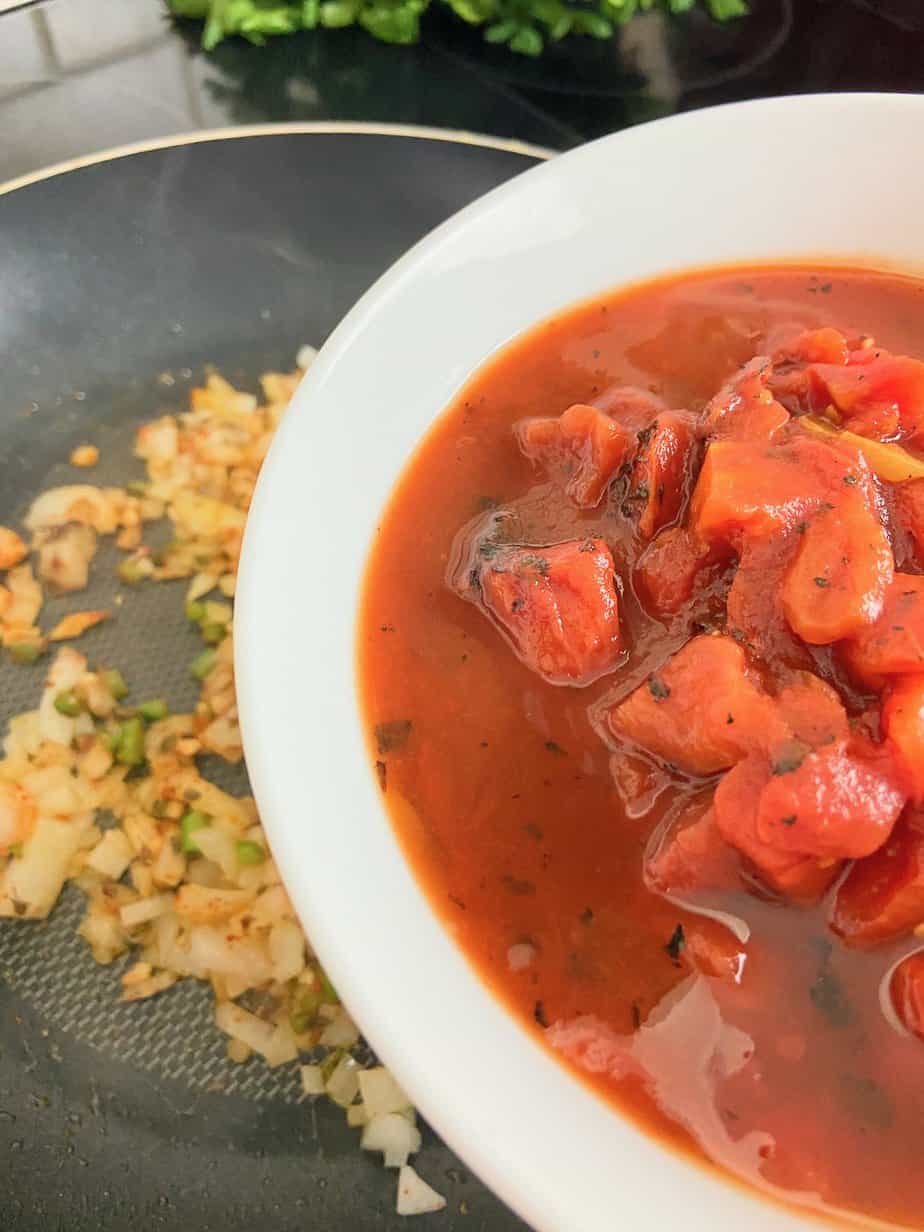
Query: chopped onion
[
  {"left": 268, "top": 920, "right": 305, "bottom": 983},
  {"left": 361, "top": 1113, "right": 422, "bottom": 1169},
  {"left": 24, "top": 485, "right": 121, "bottom": 534},
  {"left": 38, "top": 647, "right": 87, "bottom": 746},
  {"left": 36, "top": 523, "right": 97, "bottom": 592},
  {"left": 296, "top": 344, "right": 318, "bottom": 370},
  {"left": 1, "top": 816, "right": 87, "bottom": 918},
  {"left": 174, "top": 883, "right": 251, "bottom": 924},
  {"left": 86, "top": 828, "right": 133, "bottom": 880},
  {"left": 214, "top": 1001, "right": 274, "bottom": 1054},
  {"left": 300, "top": 1064, "right": 325, "bottom": 1097},
  {"left": 396, "top": 1166, "right": 446, "bottom": 1217},
  {"left": 120, "top": 893, "right": 173, "bottom": 928},
  {"left": 187, "top": 926, "right": 272, "bottom": 984},
  {"left": 319, "top": 1008, "right": 361, "bottom": 1049},
  {"left": 358, "top": 1067, "right": 412, "bottom": 1119},
  {"left": 189, "top": 827, "right": 238, "bottom": 881},
  {"left": 325, "top": 1054, "right": 361, "bottom": 1108}
]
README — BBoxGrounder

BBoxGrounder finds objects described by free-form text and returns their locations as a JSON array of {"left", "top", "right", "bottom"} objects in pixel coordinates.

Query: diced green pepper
[
  {"left": 8, "top": 642, "right": 43, "bottom": 665},
  {"left": 102, "top": 723, "right": 122, "bottom": 753},
  {"left": 289, "top": 985, "right": 324, "bottom": 1034},
  {"left": 190, "top": 648, "right": 217, "bottom": 680},
  {"left": 102, "top": 669, "right": 129, "bottom": 700},
  {"left": 185, "top": 600, "right": 206, "bottom": 623},
  {"left": 235, "top": 839, "right": 266, "bottom": 866},
  {"left": 115, "top": 716, "right": 146, "bottom": 766},
  {"left": 200, "top": 622, "right": 227, "bottom": 645},
  {"left": 320, "top": 970, "right": 340, "bottom": 1005},
  {"left": 53, "top": 691, "right": 83, "bottom": 717},
  {"left": 118, "top": 557, "right": 146, "bottom": 585},
  {"left": 138, "top": 698, "right": 169, "bottom": 722},
  {"left": 180, "top": 810, "right": 210, "bottom": 853}
]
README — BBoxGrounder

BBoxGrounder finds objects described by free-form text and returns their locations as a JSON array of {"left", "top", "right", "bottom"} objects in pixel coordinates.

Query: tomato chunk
[
  {"left": 808, "top": 353, "right": 924, "bottom": 444},
  {"left": 690, "top": 436, "right": 846, "bottom": 549},
  {"left": 755, "top": 735, "right": 905, "bottom": 862},
  {"left": 882, "top": 676, "right": 924, "bottom": 801},
  {"left": 781, "top": 480, "right": 894, "bottom": 644},
  {"left": 635, "top": 527, "right": 711, "bottom": 618},
  {"left": 843, "top": 573, "right": 924, "bottom": 687},
  {"left": 774, "top": 673, "right": 849, "bottom": 749},
  {"left": 480, "top": 539, "right": 622, "bottom": 685},
  {"left": 517, "top": 403, "right": 634, "bottom": 509},
  {"left": 714, "top": 753, "right": 842, "bottom": 901},
  {"left": 832, "top": 811, "right": 924, "bottom": 945},
  {"left": 683, "top": 920, "right": 748, "bottom": 982},
  {"left": 891, "top": 952, "right": 924, "bottom": 1039},
  {"left": 727, "top": 535, "right": 811, "bottom": 669},
  {"left": 627, "top": 411, "right": 697, "bottom": 540},
  {"left": 774, "top": 326, "right": 851, "bottom": 368},
  {"left": 703, "top": 358, "right": 790, "bottom": 442},
  {"left": 607, "top": 635, "right": 784, "bottom": 775},
  {"left": 894, "top": 478, "right": 924, "bottom": 566},
  {"left": 645, "top": 797, "right": 741, "bottom": 895}
]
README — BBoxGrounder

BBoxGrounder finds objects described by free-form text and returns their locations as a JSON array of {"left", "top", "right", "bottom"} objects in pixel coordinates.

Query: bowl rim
[{"left": 236, "top": 93, "right": 924, "bottom": 1232}]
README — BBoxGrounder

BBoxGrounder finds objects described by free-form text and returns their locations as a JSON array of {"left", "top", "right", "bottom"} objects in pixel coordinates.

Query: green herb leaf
[{"left": 168, "top": 0, "right": 745, "bottom": 53}]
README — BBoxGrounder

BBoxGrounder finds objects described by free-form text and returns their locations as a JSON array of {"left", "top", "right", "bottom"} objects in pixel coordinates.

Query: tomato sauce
[{"left": 358, "top": 267, "right": 924, "bottom": 1227}]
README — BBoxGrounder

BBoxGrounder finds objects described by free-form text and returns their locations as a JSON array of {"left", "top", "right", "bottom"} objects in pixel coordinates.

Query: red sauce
[{"left": 358, "top": 266, "right": 924, "bottom": 1227}]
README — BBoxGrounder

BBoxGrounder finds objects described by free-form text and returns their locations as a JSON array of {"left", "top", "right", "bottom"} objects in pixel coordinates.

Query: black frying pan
[{"left": 0, "top": 125, "right": 546, "bottom": 1232}]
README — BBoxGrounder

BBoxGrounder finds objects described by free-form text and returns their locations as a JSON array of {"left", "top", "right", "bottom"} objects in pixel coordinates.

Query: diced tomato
[
  {"left": 635, "top": 527, "right": 712, "bottom": 617},
  {"left": 774, "top": 327, "right": 851, "bottom": 368},
  {"left": 882, "top": 676, "right": 924, "bottom": 801},
  {"left": 781, "top": 482, "right": 894, "bottom": 644},
  {"left": 690, "top": 436, "right": 847, "bottom": 548},
  {"left": 714, "top": 753, "right": 842, "bottom": 901},
  {"left": 703, "top": 358, "right": 790, "bottom": 442},
  {"left": 594, "top": 384, "right": 669, "bottom": 429},
  {"left": 628, "top": 411, "right": 697, "bottom": 540},
  {"left": 894, "top": 478, "right": 924, "bottom": 565},
  {"left": 645, "top": 797, "right": 741, "bottom": 895},
  {"left": 607, "top": 634, "right": 785, "bottom": 775},
  {"left": 755, "top": 735, "right": 905, "bottom": 861},
  {"left": 891, "top": 952, "right": 924, "bottom": 1039},
  {"left": 808, "top": 354, "right": 924, "bottom": 444},
  {"left": 683, "top": 919, "right": 748, "bottom": 983},
  {"left": 480, "top": 539, "right": 622, "bottom": 686},
  {"left": 517, "top": 403, "right": 634, "bottom": 508},
  {"left": 768, "top": 327, "right": 850, "bottom": 407},
  {"left": 774, "top": 673, "right": 849, "bottom": 749},
  {"left": 727, "top": 535, "right": 812, "bottom": 669},
  {"left": 842, "top": 573, "right": 924, "bottom": 687},
  {"left": 832, "top": 810, "right": 924, "bottom": 945}
]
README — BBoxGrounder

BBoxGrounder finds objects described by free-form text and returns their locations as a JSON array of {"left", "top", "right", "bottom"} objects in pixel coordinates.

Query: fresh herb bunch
[{"left": 168, "top": 0, "right": 747, "bottom": 57}]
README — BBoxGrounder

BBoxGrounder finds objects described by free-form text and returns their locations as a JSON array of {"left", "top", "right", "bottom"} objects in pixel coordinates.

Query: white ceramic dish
[{"left": 236, "top": 94, "right": 924, "bottom": 1232}]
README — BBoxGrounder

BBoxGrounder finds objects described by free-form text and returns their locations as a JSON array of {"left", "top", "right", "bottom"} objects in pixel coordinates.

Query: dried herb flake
[
  {"left": 374, "top": 719, "right": 412, "bottom": 755},
  {"left": 665, "top": 923, "right": 685, "bottom": 962}
]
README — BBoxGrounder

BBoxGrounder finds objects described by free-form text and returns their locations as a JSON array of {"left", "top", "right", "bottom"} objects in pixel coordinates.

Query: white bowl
[{"left": 236, "top": 94, "right": 924, "bottom": 1232}]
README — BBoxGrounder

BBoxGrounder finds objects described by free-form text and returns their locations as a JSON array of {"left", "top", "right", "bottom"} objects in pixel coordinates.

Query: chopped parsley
[{"left": 648, "top": 676, "right": 671, "bottom": 701}]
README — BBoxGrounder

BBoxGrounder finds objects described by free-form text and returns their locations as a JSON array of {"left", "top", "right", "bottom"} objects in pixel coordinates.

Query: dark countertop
[{"left": 1, "top": 0, "right": 924, "bottom": 182}]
